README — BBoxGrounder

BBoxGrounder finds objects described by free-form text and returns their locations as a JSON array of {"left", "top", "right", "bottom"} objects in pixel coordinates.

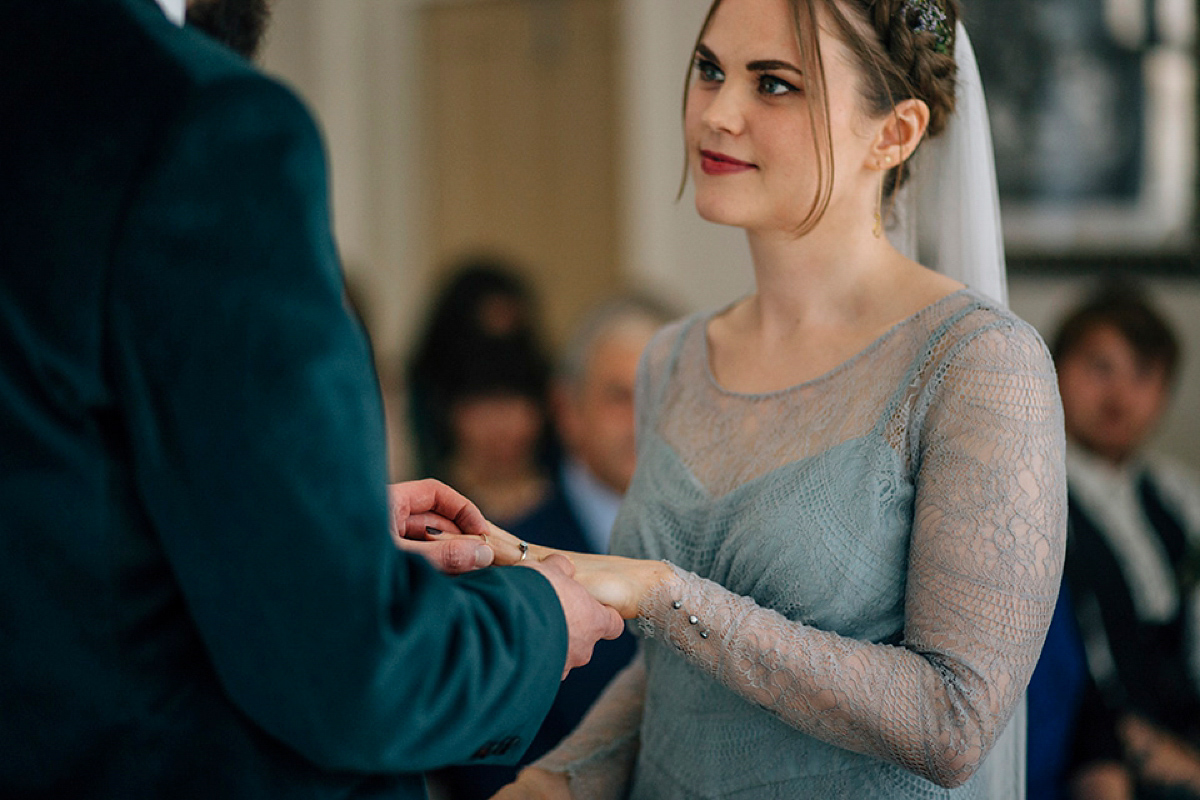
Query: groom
[{"left": 0, "top": 0, "right": 622, "bottom": 797}]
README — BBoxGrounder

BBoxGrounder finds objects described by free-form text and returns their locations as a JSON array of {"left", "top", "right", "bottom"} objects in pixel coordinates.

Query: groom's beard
[{"left": 186, "top": 0, "right": 271, "bottom": 59}]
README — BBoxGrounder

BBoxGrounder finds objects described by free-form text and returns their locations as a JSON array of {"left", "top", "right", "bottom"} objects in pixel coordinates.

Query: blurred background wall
[{"left": 257, "top": 0, "right": 1200, "bottom": 477}]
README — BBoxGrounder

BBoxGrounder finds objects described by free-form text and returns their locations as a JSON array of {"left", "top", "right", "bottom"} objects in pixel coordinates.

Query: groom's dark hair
[{"left": 186, "top": 0, "right": 271, "bottom": 59}]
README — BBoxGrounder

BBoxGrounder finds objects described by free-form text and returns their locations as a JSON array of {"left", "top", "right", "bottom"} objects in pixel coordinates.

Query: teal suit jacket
[{"left": 0, "top": 0, "right": 567, "bottom": 796}]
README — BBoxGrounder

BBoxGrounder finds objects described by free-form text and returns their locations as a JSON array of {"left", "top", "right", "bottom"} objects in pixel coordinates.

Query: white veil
[
  {"left": 888, "top": 22, "right": 1009, "bottom": 308},
  {"left": 889, "top": 22, "right": 1024, "bottom": 800}
]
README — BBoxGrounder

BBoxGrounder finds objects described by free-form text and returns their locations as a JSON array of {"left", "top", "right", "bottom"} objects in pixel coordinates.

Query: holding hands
[
  {"left": 387, "top": 479, "right": 496, "bottom": 573},
  {"left": 386, "top": 480, "right": 630, "bottom": 676},
  {"left": 480, "top": 523, "right": 672, "bottom": 621},
  {"left": 387, "top": 479, "right": 670, "bottom": 619}
]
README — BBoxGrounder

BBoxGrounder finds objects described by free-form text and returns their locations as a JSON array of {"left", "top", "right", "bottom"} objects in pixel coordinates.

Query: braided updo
[
  {"left": 682, "top": 0, "right": 961, "bottom": 233},
  {"left": 853, "top": 0, "right": 959, "bottom": 139},
  {"left": 840, "top": 0, "right": 960, "bottom": 197}
]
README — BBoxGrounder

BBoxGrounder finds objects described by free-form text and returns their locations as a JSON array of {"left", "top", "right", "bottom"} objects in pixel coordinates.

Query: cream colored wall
[
  {"left": 260, "top": 0, "right": 428, "bottom": 375},
  {"left": 257, "top": 0, "right": 747, "bottom": 367},
  {"left": 258, "top": 0, "right": 1200, "bottom": 470},
  {"left": 618, "top": 0, "right": 752, "bottom": 310},
  {"left": 259, "top": 1, "right": 432, "bottom": 478}
]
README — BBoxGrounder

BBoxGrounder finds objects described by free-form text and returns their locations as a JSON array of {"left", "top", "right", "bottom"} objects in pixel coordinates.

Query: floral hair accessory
[{"left": 902, "top": 0, "right": 952, "bottom": 55}]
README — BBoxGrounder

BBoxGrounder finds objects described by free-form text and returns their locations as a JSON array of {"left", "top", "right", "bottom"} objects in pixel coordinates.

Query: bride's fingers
[
  {"left": 484, "top": 521, "right": 522, "bottom": 548},
  {"left": 484, "top": 522, "right": 575, "bottom": 566},
  {"left": 419, "top": 519, "right": 528, "bottom": 567},
  {"left": 473, "top": 522, "right": 521, "bottom": 566}
]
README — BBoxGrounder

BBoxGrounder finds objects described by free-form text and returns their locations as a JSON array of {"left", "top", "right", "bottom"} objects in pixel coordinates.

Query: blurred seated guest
[
  {"left": 428, "top": 295, "right": 673, "bottom": 799},
  {"left": 1028, "top": 282, "right": 1200, "bottom": 800},
  {"left": 441, "top": 334, "right": 555, "bottom": 526},
  {"left": 406, "top": 258, "right": 558, "bottom": 525},
  {"left": 405, "top": 258, "right": 544, "bottom": 477},
  {"left": 406, "top": 257, "right": 548, "bottom": 480},
  {"left": 551, "top": 294, "right": 676, "bottom": 553}
]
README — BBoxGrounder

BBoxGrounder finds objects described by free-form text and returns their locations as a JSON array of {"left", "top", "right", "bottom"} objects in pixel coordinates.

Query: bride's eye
[
  {"left": 758, "top": 74, "right": 800, "bottom": 96},
  {"left": 694, "top": 56, "right": 725, "bottom": 84}
]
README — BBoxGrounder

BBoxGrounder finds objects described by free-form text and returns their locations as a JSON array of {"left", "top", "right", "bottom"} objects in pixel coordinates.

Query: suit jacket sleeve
[{"left": 105, "top": 71, "right": 566, "bottom": 774}]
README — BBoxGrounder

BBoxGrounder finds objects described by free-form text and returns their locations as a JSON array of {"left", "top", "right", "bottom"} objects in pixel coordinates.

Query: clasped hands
[
  {"left": 391, "top": 480, "right": 673, "bottom": 800},
  {"left": 388, "top": 479, "right": 668, "bottom": 620}
]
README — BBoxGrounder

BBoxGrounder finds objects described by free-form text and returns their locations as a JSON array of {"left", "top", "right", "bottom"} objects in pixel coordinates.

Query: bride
[{"left": 473, "top": 0, "right": 1065, "bottom": 796}]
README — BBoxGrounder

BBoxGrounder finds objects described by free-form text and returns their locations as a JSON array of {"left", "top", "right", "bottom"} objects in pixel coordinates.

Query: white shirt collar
[
  {"left": 155, "top": 0, "right": 186, "bottom": 26},
  {"left": 560, "top": 457, "right": 623, "bottom": 555},
  {"left": 1066, "top": 441, "right": 1178, "bottom": 622}
]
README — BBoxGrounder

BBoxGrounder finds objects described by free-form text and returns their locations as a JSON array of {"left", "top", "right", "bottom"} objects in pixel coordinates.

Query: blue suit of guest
[
  {"left": 1027, "top": 585, "right": 1092, "bottom": 800},
  {"left": 0, "top": 1, "right": 582, "bottom": 797}
]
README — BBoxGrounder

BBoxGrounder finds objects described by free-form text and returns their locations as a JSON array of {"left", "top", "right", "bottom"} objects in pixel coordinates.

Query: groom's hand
[
  {"left": 387, "top": 479, "right": 494, "bottom": 574},
  {"left": 526, "top": 554, "right": 625, "bottom": 678}
]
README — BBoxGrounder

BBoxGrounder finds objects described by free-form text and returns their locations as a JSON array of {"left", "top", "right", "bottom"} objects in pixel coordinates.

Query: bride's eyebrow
[
  {"left": 696, "top": 42, "right": 802, "bottom": 76},
  {"left": 745, "top": 57, "right": 803, "bottom": 76}
]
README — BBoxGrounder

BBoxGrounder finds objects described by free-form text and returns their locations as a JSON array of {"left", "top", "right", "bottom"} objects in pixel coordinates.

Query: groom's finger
[
  {"left": 401, "top": 512, "right": 464, "bottom": 539},
  {"left": 395, "top": 537, "right": 494, "bottom": 574},
  {"left": 388, "top": 479, "right": 489, "bottom": 537}
]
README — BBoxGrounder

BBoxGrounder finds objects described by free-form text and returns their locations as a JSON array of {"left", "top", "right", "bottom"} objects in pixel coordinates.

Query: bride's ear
[{"left": 867, "top": 98, "right": 930, "bottom": 167}]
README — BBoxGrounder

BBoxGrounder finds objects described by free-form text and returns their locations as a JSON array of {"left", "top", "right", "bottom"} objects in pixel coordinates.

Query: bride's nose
[{"left": 701, "top": 83, "right": 746, "bottom": 136}]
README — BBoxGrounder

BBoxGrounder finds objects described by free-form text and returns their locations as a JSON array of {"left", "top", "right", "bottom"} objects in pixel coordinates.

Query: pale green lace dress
[{"left": 536, "top": 290, "right": 1066, "bottom": 799}]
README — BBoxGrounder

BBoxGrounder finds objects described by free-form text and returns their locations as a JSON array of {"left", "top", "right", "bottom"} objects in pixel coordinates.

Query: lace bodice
[{"left": 537, "top": 290, "right": 1066, "bottom": 799}]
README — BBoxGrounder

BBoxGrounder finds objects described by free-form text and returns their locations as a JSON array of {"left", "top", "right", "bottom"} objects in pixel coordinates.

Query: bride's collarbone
[
  {"left": 707, "top": 281, "right": 955, "bottom": 393},
  {"left": 708, "top": 328, "right": 879, "bottom": 393}
]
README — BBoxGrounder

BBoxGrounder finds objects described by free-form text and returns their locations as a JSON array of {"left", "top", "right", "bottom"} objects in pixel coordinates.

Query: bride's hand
[
  {"left": 489, "top": 767, "right": 572, "bottom": 799},
  {"left": 566, "top": 552, "right": 673, "bottom": 619},
  {"left": 477, "top": 522, "right": 559, "bottom": 567},
  {"left": 482, "top": 522, "right": 673, "bottom": 619}
]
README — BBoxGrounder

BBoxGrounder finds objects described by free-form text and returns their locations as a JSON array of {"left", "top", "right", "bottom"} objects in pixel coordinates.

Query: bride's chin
[{"left": 693, "top": 199, "right": 747, "bottom": 228}]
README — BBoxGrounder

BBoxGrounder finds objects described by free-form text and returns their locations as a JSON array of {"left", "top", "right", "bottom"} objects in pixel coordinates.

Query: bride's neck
[{"left": 744, "top": 223, "right": 901, "bottom": 334}]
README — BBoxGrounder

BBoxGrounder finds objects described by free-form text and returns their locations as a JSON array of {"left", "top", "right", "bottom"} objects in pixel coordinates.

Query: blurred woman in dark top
[{"left": 406, "top": 258, "right": 558, "bottom": 526}]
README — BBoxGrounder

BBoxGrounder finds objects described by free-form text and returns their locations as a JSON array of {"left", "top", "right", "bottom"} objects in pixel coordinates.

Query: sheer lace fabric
[
  {"left": 536, "top": 653, "right": 647, "bottom": 799},
  {"left": 536, "top": 291, "right": 1066, "bottom": 798}
]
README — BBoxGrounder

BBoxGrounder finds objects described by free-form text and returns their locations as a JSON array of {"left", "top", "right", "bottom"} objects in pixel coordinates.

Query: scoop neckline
[{"left": 700, "top": 288, "right": 972, "bottom": 399}]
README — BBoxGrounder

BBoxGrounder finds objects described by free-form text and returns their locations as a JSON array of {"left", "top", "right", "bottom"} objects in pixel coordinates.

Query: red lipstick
[{"left": 700, "top": 149, "right": 756, "bottom": 175}]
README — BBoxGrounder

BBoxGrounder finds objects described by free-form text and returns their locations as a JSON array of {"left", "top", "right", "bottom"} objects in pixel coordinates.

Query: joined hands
[
  {"left": 387, "top": 480, "right": 670, "bottom": 620},
  {"left": 387, "top": 480, "right": 669, "bottom": 799},
  {"left": 476, "top": 522, "right": 672, "bottom": 621},
  {"left": 387, "top": 480, "right": 630, "bottom": 676}
]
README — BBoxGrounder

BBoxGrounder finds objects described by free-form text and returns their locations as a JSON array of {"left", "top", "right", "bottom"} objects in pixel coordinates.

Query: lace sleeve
[
  {"left": 532, "top": 652, "right": 646, "bottom": 799},
  {"left": 636, "top": 323, "right": 1066, "bottom": 789}
]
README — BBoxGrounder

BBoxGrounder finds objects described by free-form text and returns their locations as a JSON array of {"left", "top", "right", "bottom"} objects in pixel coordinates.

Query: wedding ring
[{"left": 518, "top": 541, "right": 529, "bottom": 562}]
